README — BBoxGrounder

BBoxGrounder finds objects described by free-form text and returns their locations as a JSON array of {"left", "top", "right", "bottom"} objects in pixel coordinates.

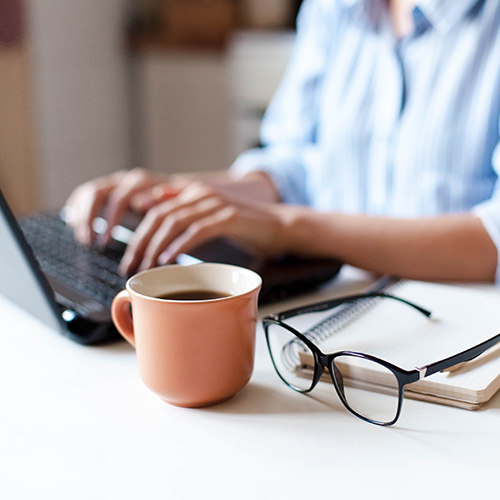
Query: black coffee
[{"left": 156, "top": 290, "right": 231, "bottom": 301}]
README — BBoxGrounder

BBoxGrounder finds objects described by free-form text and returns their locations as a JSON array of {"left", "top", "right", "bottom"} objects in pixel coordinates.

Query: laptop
[{"left": 0, "top": 189, "right": 342, "bottom": 345}]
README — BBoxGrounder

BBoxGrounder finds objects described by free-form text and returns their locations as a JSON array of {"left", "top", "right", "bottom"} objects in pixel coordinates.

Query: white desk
[{"left": 1, "top": 268, "right": 500, "bottom": 499}]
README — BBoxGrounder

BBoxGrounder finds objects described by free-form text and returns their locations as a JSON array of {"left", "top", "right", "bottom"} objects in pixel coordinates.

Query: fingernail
[
  {"left": 137, "top": 262, "right": 147, "bottom": 272},
  {"left": 158, "top": 251, "right": 173, "bottom": 265},
  {"left": 139, "top": 257, "right": 156, "bottom": 272},
  {"left": 119, "top": 256, "right": 132, "bottom": 276}
]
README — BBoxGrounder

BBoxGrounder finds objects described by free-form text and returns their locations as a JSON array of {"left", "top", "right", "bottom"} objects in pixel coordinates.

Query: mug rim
[{"left": 125, "top": 262, "right": 262, "bottom": 303}]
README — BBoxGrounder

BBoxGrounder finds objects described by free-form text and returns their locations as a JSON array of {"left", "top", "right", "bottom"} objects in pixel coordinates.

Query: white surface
[{"left": 1, "top": 268, "right": 500, "bottom": 499}]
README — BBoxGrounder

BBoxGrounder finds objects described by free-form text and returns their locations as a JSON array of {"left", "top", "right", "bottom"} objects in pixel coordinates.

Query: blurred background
[{"left": 0, "top": 0, "right": 303, "bottom": 215}]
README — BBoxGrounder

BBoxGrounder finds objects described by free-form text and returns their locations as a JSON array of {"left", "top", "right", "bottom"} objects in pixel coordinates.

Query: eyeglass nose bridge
[
  {"left": 317, "top": 354, "right": 346, "bottom": 395},
  {"left": 318, "top": 354, "right": 330, "bottom": 367}
]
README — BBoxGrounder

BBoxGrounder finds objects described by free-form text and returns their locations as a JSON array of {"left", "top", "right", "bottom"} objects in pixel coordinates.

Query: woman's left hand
[{"left": 118, "top": 181, "right": 287, "bottom": 276}]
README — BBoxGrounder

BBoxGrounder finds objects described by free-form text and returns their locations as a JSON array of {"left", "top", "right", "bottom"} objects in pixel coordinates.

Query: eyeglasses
[{"left": 263, "top": 292, "right": 500, "bottom": 426}]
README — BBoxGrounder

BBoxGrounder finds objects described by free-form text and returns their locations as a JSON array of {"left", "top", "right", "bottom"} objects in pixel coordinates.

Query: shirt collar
[
  {"left": 417, "top": 0, "right": 484, "bottom": 35},
  {"left": 339, "top": 0, "right": 386, "bottom": 30},
  {"left": 339, "top": 0, "right": 484, "bottom": 36}
]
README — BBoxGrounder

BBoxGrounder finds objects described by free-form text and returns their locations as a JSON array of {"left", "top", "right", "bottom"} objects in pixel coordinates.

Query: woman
[{"left": 65, "top": 0, "right": 500, "bottom": 282}]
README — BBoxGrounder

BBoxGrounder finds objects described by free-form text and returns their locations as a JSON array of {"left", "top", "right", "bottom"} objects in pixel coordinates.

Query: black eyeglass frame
[{"left": 262, "top": 292, "right": 500, "bottom": 426}]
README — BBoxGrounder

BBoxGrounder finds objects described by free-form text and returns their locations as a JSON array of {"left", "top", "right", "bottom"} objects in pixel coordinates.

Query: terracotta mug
[{"left": 111, "top": 263, "right": 262, "bottom": 407}]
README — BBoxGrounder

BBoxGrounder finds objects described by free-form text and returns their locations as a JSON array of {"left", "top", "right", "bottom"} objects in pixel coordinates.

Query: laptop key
[{"left": 19, "top": 214, "right": 126, "bottom": 307}]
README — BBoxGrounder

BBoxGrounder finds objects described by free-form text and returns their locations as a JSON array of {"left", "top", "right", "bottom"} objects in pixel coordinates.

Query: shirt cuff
[
  {"left": 472, "top": 200, "right": 500, "bottom": 284},
  {"left": 230, "top": 147, "right": 310, "bottom": 205}
]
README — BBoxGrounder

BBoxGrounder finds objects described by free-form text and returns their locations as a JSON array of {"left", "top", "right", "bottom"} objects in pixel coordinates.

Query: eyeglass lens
[
  {"left": 332, "top": 355, "right": 400, "bottom": 424},
  {"left": 266, "top": 322, "right": 316, "bottom": 391},
  {"left": 266, "top": 322, "right": 402, "bottom": 424}
]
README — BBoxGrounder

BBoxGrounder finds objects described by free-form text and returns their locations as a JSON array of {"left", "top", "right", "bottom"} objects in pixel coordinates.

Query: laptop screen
[{"left": 0, "top": 190, "right": 64, "bottom": 333}]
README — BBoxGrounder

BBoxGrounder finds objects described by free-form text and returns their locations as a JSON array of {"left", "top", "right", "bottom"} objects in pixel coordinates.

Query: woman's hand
[
  {"left": 64, "top": 168, "right": 172, "bottom": 246},
  {"left": 119, "top": 181, "right": 288, "bottom": 276},
  {"left": 64, "top": 167, "right": 288, "bottom": 276}
]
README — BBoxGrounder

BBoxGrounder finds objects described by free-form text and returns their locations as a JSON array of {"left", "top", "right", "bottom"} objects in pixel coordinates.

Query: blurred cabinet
[
  {"left": 136, "top": 30, "right": 295, "bottom": 175},
  {"left": 136, "top": 50, "right": 232, "bottom": 173},
  {"left": 0, "top": 0, "right": 37, "bottom": 214},
  {"left": 0, "top": 45, "right": 37, "bottom": 214},
  {"left": 1, "top": 0, "right": 296, "bottom": 215},
  {"left": 28, "top": 0, "right": 132, "bottom": 212},
  {"left": 0, "top": 0, "right": 132, "bottom": 213}
]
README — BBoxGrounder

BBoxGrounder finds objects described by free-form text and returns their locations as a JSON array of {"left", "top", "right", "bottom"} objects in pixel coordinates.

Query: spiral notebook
[{"left": 297, "top": 278, "right": 500, "bottom": 410}]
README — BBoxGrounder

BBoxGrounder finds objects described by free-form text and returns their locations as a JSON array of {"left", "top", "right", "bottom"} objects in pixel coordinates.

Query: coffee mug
[{"left": 111, "top": 263, "right": 262, "bottom": 407}]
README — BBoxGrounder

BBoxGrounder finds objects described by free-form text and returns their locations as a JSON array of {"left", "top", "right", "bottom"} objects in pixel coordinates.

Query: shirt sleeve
[
  {"left": 472, "top": 137, "right": 500, "bottom": 284},
  {"left": 230, "top": 0, "right": 335, "bottom": 205}
]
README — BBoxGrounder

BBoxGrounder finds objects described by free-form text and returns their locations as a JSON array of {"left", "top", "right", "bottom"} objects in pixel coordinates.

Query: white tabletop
[{"left": 1, "top": 267, "right": 500, "bottom": 499}]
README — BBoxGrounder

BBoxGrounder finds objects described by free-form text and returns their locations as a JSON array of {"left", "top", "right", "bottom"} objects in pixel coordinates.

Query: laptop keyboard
[{"left": 19, "top": 215, "right": 127, "bottom": 307}]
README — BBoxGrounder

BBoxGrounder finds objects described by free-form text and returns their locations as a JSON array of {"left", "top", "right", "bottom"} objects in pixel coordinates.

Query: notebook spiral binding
[
  {"left": 281, "top": 276, "right": 404, "bottom": 372},
  {"left": 303, "top": 275, "right": 403, "bottom": 344}
]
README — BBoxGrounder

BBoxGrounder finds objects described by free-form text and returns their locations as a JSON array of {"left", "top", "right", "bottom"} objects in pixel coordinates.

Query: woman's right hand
[{"left": 64, "top": 168, "right": 173, "bottom": 246}]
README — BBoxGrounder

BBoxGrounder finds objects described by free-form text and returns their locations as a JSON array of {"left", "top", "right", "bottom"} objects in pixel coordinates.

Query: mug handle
[{"left": 111, "top": 290, "right": 136, "bottom": 347}]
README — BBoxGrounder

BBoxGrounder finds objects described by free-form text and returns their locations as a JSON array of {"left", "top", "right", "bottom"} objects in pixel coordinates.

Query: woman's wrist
[
  {"left": 231, "top": 170, "right": 282, "bottom": 203},
  {"left": 270, "top": 205, "right": 332, "bottom": 257}
]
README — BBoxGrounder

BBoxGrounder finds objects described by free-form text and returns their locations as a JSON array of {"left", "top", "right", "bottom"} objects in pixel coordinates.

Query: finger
[
  {"left": 73, "top": 191, "right": 99, "bottom": 245},
  {"left": 72, "top": 183, "right": 114, "bottom": 245},
  {"left": 130, "top": 184, "right": 182, "bottom": 212},
  {"left": 121, "top": 187, "right": 226, "bottom": 274},
  {"left": 137, "top": 197, "right": 226, "bottom": 271},
  {"left": 132, "top": 180, "right": 218, "bottom": 214},
  {"left": 118, "top": 203, "right": 171, "bottom": 275},
  {"left": 120, "top": 184, "right": 230, "bottom": 275},
  {"left": 101, "top": 169, "right": 156, "bottom": 245},
  {"left": 65, "top": 170, "right": 126, "bottom": 245},
  {"left": 157, "top": 206, "right": 238, "bottom": 265},
  {"left": 175, "top": 181, "right": 216, "bottom": 204}
]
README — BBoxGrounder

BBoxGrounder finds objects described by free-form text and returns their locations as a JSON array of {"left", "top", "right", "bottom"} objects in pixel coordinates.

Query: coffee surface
[{"left": 156, "top": 290, "right": 231, "bottom": 301}]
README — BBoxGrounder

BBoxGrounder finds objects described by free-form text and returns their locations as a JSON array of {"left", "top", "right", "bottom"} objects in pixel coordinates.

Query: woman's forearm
[{"left": 279, "top": 208, "right": 498, "bottom": 282}]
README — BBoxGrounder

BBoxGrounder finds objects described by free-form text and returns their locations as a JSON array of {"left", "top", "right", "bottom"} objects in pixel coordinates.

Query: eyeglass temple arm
[
  {"left": 276, "top": 293, "right": 432, "bottom": 321},
  {"left": 417, "top": 332, "right": 500, "bottom": 378}
]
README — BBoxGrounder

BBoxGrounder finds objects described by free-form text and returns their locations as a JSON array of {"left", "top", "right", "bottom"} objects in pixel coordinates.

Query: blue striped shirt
[{"left": 231, "top": 0, "right": 500, "bottom": 281}]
